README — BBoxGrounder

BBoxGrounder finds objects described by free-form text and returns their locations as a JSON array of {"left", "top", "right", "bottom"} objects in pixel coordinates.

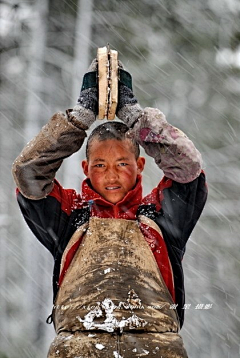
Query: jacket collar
[{"left": 81, "top": 175, "right": 143, "bottom": 218}]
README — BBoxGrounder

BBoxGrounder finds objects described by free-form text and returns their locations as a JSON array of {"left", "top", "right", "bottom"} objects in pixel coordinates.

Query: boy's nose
[{"left": 105, "top": 168, "right": 118, "bottom": 181}]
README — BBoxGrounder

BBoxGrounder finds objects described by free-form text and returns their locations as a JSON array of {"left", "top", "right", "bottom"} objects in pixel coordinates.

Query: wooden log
[
  {"left": 97, "top": 46, "right": 109, "bottom": 119},
  {"left": 107, "top": 50, "right": 118, "bottom": 120},
  {"left": 48, "top": 218, "right": 187, "bottom": 357},
  {"left": 48, "top": 331, "right": 188, "bottom": 357},
  {"left": 97, "top": 46, "right": 118, "bottom": 120}
]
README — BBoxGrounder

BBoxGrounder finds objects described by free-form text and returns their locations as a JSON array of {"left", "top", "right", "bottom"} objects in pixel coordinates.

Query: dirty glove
[
  {"left": 68, "top": 59, "right": 98, "bottom": 129},
  {"left": 116, "top": 61, "right": 142, "bottom": 128}
]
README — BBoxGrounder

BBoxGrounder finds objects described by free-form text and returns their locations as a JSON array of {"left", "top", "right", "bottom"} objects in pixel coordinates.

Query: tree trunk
[
  {"left": 62, "top": 0, "right": 94, "bottom": 191},
  {"left": 22, "top": 0, "right": 54, "bottom": 353}
]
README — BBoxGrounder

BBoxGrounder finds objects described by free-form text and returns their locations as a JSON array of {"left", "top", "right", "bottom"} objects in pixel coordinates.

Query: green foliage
[{"left": 0, "top": 353, "right": 9, "bottom": 358}]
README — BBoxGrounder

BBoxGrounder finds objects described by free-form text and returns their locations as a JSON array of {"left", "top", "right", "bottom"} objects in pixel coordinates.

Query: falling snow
[
  {"left": 95, "top": 343, "right": 105, "bottom": 350},
  {"left": 1, "top": 1, "right": 240, "bottom": 358}
]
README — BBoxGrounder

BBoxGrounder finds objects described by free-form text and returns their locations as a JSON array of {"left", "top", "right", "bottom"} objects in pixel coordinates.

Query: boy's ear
[
  {"left": 82, "top": 160, "right": 89, "bottom": 177},
  {"left": 137, "top": 156, "right": 145, "bottom": 174}
]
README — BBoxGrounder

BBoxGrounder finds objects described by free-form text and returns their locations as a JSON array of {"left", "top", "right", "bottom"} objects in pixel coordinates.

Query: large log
[{"left": 48, "top": 218, "right": 188, "bottom": 357}]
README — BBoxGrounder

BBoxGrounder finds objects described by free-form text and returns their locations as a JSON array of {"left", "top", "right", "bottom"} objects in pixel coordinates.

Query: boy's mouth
[{"left": 105, "top": 186, "right": 121, "bottom": 190}]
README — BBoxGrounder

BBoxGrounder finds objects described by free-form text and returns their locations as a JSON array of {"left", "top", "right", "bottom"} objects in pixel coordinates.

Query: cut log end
[
  {"left": 97, "top": 46, "right": 118, "bottom": 120},
  {"left": 107, "top": 50, "right": 118, "bottom": 120},
  {"left": 97, "top": 46, "right": 109, "bottom": 120}
]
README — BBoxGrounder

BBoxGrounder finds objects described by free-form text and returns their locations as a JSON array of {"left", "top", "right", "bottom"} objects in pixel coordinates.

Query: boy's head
[{"left": 82, "top": 122, "right": 145, "bottom": 204}]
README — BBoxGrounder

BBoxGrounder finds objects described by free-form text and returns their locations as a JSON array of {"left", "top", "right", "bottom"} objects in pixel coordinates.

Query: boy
[{"left": 12, "top": 59, "right": 207, "bottom": 357}]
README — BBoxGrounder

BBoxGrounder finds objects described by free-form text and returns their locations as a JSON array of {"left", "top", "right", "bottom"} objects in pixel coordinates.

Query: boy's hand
[
  {"left": 68, "top": 59, "right": 98, "bottom": 129},
  {"left": 116, "top": 61, "right": 142, "bottom": 128}
]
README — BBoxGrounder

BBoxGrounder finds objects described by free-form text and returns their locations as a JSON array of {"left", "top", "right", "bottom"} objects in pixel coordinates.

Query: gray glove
[
  {"left": 116, "top": 61, "right": 142, "bottom": 128},
  {"left": 68, "top": 59, "right": 98, "bottom": 129}
]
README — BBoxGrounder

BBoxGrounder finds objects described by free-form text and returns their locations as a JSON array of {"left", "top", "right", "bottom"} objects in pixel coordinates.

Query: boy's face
[{"left": 82, "top": 138, "right": 145, "bottom": 204}]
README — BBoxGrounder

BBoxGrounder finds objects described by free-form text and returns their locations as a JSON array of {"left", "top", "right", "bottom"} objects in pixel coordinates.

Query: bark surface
[{"left": 48, "top": 218, "right": 188, "bottom": 357}]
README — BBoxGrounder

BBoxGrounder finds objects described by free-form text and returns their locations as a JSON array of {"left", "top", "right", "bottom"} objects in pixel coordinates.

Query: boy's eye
[
  {"left": 94, "top": 164, "right": 105, "bottom": 168},
  {"left": 119, "top": 163, "right": 128, "bottom": 166}
]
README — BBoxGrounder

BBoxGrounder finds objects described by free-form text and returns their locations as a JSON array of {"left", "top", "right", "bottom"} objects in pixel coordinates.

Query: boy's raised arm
[
  {"left": 12, "top": 60, "right": 98, "bottom": 200},
  {"left": 116, "top": 66, "right": 202, "bottom": 184},
  {"left": 131, "top": 108, "right": 202, "bottom": 184}
]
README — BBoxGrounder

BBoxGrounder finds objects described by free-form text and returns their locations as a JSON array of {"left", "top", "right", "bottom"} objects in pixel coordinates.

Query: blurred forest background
[{"left": 1, "top": 0, "right": 240, "bottom": 357}]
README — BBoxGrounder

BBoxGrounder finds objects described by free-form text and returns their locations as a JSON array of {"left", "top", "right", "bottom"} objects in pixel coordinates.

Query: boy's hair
[{"left": 86, "top": 121, "right": 140, "bottom": 160}]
